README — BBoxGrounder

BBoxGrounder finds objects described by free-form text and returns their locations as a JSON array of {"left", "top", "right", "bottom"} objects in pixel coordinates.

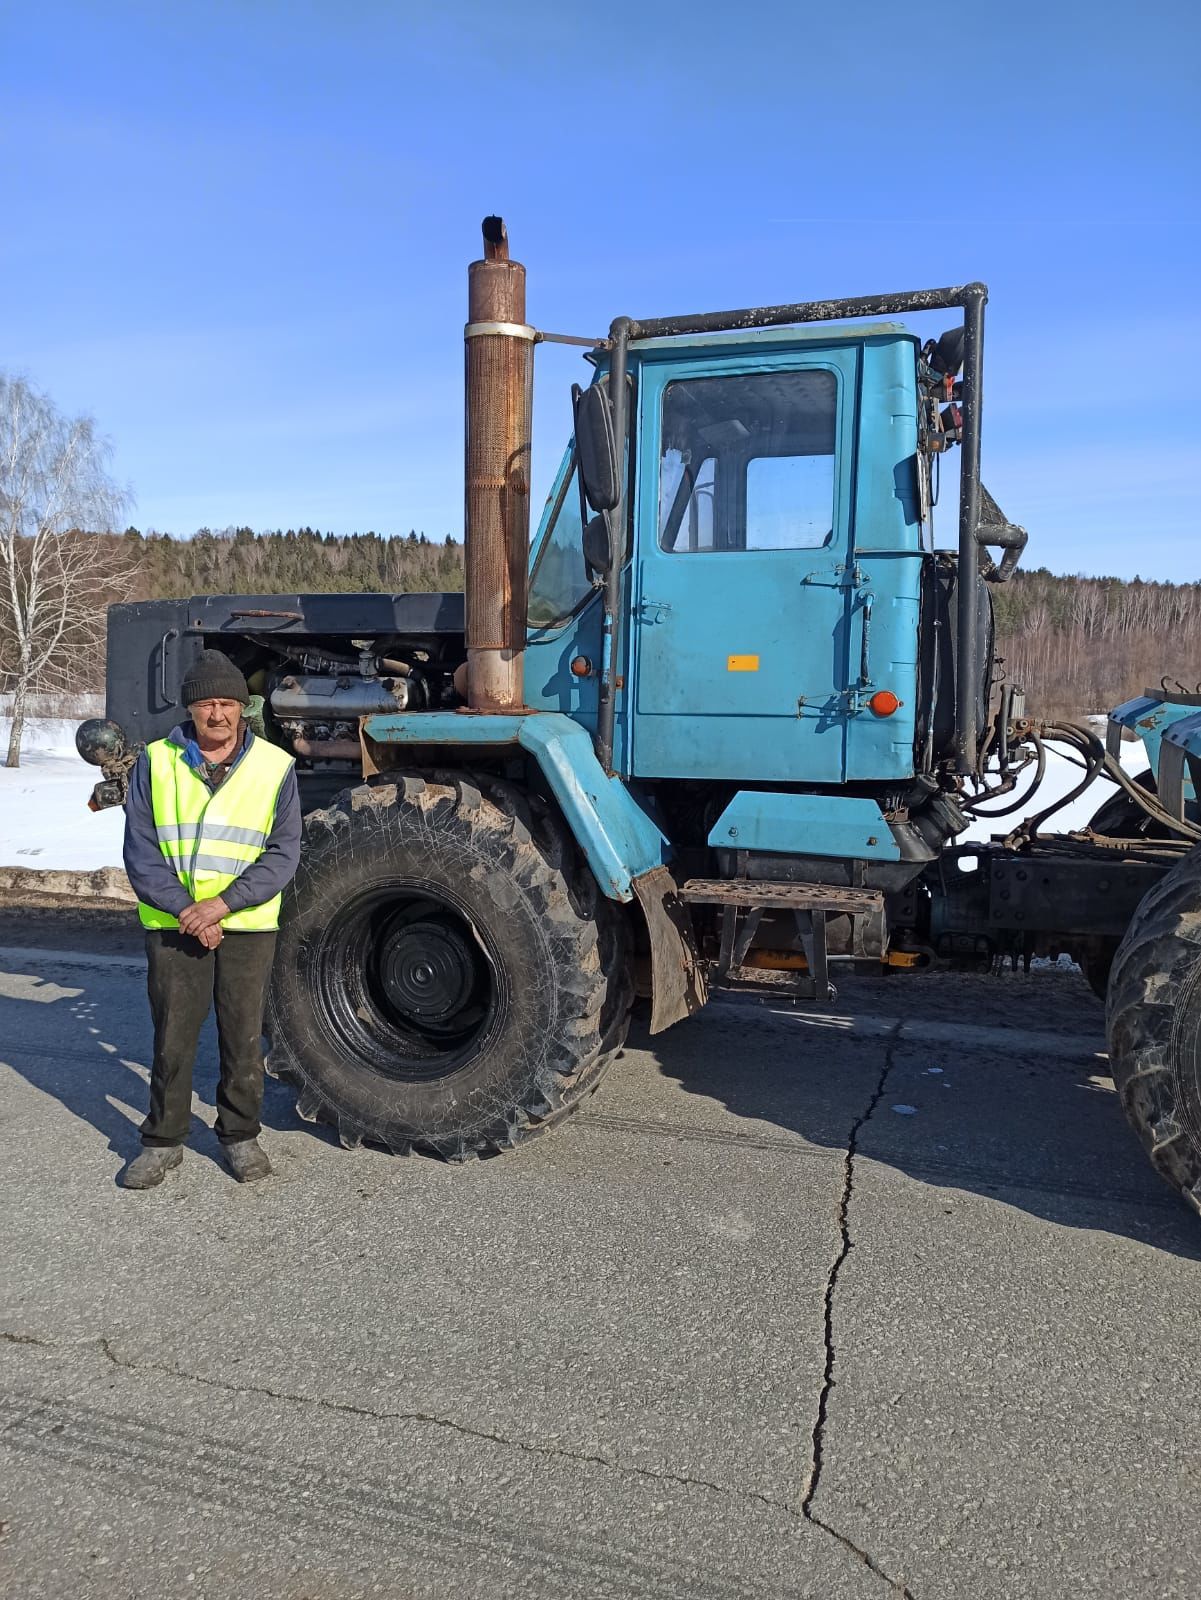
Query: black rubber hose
[
  {"left": 962, "top": 735, "right": 1047, "bottom": 819},
  {"left": 1022, "top": 723, "right": 1201, "bottom": 844}
]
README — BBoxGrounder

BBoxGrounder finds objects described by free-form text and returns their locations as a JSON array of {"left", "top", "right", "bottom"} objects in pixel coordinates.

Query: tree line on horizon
[
  {"left": 4, "top": 372, "right": 1192, "bottom": 762},
  {"left": 112, "top": 531, "right": 1200, "bottom": 720},
  {"left": 10, "top": 524, "right": 1199, "bottom": 722},
  {"left": 990, "top": 566, "right": 1201, "bottom": 721},
  {"left": 116, "top": 523, "right": 466, "bottom": 596}
]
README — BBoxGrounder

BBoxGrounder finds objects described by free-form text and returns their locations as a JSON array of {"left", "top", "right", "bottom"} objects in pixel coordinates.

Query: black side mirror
[
  {"left": 582, "top": 514, "right": 613, "bottom": 579},
  {"left": 573, "top": 383, "right": 621, "bottom": 512},
  {"left": 930, "top": 326, "right": 965, "bottom": 377}
]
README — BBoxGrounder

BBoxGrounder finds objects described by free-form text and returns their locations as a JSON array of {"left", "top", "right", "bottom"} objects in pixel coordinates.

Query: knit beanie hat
[{"left": 181, "top": 650, "right": 250, "bottom": 707}]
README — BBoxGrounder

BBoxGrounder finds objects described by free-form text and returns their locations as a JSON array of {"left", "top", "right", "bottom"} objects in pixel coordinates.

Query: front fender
[{"left": 361, "top": 710, "right": 668, "bottom": 901}]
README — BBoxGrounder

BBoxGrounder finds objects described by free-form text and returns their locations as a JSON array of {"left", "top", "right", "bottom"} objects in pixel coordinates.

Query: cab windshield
[{"left": 527, "top": 449, "right": 592, "bottom": 630}]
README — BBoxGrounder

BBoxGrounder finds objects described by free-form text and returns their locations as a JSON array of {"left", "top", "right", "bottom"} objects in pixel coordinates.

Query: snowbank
[{"left": 0, "top": 724, "right": 127, "bottom": 871}]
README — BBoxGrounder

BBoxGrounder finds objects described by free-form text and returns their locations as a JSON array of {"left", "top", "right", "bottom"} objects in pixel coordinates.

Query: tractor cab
[{"left": 527, "top": 324, "right": 927, "bottom": 788}]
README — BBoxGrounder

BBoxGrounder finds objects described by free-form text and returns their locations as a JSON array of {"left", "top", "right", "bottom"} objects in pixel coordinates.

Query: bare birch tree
[{"left": 0, "top": 374, "right": 135, "bottom": 766}]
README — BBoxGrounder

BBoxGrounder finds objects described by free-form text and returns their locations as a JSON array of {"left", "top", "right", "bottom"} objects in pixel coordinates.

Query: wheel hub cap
[{"left": 380, "top": 916, "right": 478, "bottom": 1027}]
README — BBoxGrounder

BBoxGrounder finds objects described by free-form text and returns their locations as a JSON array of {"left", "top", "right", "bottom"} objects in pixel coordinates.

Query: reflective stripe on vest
[{"left": 138, "top": 734, "right": 295, "bottom": 934}]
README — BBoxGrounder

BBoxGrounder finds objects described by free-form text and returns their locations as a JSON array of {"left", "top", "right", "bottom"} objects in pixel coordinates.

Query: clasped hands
[{"left": 179, "top": 895, "right": 231, "bottom": 950}]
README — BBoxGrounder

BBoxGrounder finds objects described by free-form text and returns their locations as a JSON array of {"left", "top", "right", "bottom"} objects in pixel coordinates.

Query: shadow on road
[
  {"left": 645, "top": 968, "right": 1201, "bottom": 1261},
  {"left": 3, "top": 948, "right": 1199, "bottom": 1258},
  {"left": 0, "top": 956, "right": 335, "bottom": 1181}
]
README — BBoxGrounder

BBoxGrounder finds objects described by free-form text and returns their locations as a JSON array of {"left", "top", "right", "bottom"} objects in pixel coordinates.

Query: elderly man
[{"left": 120, "top": 650, "right": 301, "bottom": 1189}]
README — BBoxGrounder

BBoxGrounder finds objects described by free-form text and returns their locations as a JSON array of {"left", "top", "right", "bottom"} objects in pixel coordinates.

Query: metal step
[{"left": 678, "top": 878, "right": 883, "bottom": 916}]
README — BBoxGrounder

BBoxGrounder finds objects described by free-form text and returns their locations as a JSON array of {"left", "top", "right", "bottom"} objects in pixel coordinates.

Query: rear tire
[
  {"left": 1107, "top": 847, "right": 1201, "bottom": 1211},
  {"left": 1079, "top": 769, "right": 1163, "bottom": 1002},
  {"left": 1080, "top": 945, "right": 1115, "bottom": 1004},
  {"left": 1088, "top": 766, "right": 1162, "bottom": 841},
  {"left": 267, "top": 775, "right": 630, "bottom": 1158}
]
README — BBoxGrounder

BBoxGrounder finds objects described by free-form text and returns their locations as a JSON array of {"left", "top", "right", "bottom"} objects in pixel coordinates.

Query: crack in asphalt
[
  {"left": 6, "top": 1324, "right": 912, "bottom": 1594},
  {"left": 7, "top": 1328, "right": 789, "bottom": 1514},
  {"left": 5, "top": 1025, "right": 918, "bottom": 1600},
  {"left": 799, "top": 1025, "right": 917, "bottom": 1600},
  {"left": 95, "top": 1336, "right": 791, "bottom": 1509}
]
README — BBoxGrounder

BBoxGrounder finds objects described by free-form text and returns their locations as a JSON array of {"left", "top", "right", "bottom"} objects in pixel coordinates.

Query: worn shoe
[
  {"left": 223, "top": 1137, "right": 272, "bottom": 1183},
  {"left": 121, "top": 1146, "right": 183, "bottom": 1190}
]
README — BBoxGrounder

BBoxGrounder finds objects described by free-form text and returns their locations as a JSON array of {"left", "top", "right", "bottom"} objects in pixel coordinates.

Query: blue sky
[{"left": 3, "top": 0, "right": 1198, "bottom": 579}]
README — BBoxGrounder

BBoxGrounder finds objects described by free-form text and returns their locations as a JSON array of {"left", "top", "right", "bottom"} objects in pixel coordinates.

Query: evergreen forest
[{"left": 49, "top": 528, "right": 1201, "bottom": 721}]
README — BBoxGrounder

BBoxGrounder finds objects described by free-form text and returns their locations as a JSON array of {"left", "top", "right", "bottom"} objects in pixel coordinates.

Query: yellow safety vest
[{"left": 139, "top": 733, "right": 295, "bottom": 934}]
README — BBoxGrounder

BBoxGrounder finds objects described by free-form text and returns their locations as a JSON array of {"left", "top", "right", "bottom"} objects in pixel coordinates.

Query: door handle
[
  {"left": 858, "top": 592, "right": 874, "bottom": 685},
  {"left": 637, "top": 598, "right": 673, "bottom": 624}
]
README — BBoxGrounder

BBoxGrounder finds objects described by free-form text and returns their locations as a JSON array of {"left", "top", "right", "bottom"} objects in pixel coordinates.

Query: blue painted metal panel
[
  {"left": 524, "top": 423, "right": 631, "bottom": 771},
  {"left": 1158, "top": 711, "right": 1201, "bottom": 808},
  {"left": 1110, "top": 695, "right": 1198, "bottom": 800},
  {"left": 625, "top": 333, "right": 924, "bottom": 788},
  {"left": 1162, "top": 711, "right": 1201, "bottom": 758},
  {"left": 524, "top": 592, "right": 603, "bottom": 723},
  {"left": 361, "top": 711, "right": 667, "bottom": 900},
  {"left": 630, "top": 323, "right": 907, "bottom": 355},
  {"left": 843, "top": 337, "right": 922, "bottom": 783},
  {"left": 708, "top": 791, "right": 902, "bottom": 860},
  {"left": 630, "top": 343, "right": 862, "bottom": 783},
  {"left": 523, "top": 332, "right": 924, "bottom": 790}
]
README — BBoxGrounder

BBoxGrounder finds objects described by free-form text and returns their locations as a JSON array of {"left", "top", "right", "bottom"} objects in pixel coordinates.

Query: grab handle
[{"left": 159, "top": 628, "right": 179, "bottom": 708}]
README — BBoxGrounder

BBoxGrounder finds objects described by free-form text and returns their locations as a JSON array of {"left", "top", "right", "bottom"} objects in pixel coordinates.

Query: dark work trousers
[{"left": 142, "top": 929, "right": 278, "bottom": 1147}]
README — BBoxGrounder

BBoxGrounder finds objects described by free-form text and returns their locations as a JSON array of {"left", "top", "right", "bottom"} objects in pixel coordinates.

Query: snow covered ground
[
  {"left": 0, "top": 710, "right": 1149, "bottom": 873},
  {"left": 0, "top": 718, "right": 127, "bottom": 870}
]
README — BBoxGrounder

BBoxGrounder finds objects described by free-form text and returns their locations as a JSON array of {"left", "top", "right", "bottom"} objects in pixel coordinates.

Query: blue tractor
[{"left": 82, "top": 219, "right": 1201, "bottom": 1210}]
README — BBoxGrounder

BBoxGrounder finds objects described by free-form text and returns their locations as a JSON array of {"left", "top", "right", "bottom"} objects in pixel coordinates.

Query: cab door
[{"left": 630, "top": 347, "right": 859, "bottom": 783}]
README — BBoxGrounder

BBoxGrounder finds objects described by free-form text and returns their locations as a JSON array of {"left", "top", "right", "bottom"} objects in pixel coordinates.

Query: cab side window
[{"left": 659, "top": 369, "right": 837, "bottom": 553}]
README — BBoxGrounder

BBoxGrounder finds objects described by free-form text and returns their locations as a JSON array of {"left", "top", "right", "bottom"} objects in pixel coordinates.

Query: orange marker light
[{"left": 869, "top": 690, "right": 902, "bottom": 717}]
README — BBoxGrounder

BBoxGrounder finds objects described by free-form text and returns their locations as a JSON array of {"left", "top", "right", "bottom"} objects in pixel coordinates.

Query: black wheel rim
[{"left": 309, "top": 879, "right": 506, "bottom": 1081}]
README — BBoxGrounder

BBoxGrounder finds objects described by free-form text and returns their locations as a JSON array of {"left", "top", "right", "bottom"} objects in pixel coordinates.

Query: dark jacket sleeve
[
  {"left": 122, "top": 751, "right": 192, "bottom": 917},
  {"left": 220, "top": 765, "right": 303, "bottom": 914}
]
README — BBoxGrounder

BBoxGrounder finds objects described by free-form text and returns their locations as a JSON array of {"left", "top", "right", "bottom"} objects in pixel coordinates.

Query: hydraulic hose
[
  {"left": 1004, "top": 722, "right": 1201, "bottom": 845},
  {"left": 1016, "top": 724, "right": 1107, "bottom": 841},
  {"left": 962, "top": 732, "right": 1047, "bottom": 820}
]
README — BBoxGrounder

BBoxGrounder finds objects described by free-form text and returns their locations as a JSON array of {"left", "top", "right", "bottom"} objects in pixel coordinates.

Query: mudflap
[{"left": 631, "top": 865, "right": 708, "bottom": 1034}]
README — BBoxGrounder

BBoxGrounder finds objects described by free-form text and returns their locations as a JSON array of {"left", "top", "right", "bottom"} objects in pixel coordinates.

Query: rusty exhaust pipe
[{"left": 464, "top": 216, "right": 533, "bottom": 711}]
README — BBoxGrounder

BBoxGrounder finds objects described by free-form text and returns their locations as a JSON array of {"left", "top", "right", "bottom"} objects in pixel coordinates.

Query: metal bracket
[{"left": 464, "top": 320, "right": 538, "bottom": 341}]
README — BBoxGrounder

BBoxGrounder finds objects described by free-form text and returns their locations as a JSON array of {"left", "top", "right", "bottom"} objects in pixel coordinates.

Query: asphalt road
[{"left": 2, "top": 929, "right": 1199, "bottom": 1600}]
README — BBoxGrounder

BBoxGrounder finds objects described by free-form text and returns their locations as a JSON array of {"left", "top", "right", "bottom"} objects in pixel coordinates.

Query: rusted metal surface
[
  {"left": 289, "top": 737, "right": 362, "bottom": 761},
  {"left": 465, "top": 216, "right": 533, "bottom": 711},
  {"left": 628, "top": 284, "right": 986, "bottom": 342},
  {"left": 631, "top": 866, "right": 707, "bottom": 1034},
  {"left": 678, "top": 878, "right": 884, "bottom": 915},
  {"left": 228, "top": 608, "right": 304, "bottom": 621}
]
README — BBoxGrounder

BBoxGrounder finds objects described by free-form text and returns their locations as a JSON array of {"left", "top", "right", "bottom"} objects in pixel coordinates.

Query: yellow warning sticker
[{"left": 727, "top": 654, "right": 760, "bottom": 672}]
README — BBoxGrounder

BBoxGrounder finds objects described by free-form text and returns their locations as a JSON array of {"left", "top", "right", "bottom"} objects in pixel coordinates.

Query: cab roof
[
  {"left": 629, "top": 320, "right": 910, "bottom": 352},
  {"left": 586, "top": 321, "right": 914, "bottom": 364}
]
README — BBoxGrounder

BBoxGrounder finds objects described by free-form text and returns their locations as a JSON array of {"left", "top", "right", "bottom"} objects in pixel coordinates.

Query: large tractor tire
[
  {"left": 1088, "top": 767, "right": 1159, "bottom": 841},
  {"left": 1107, "top": 847, "right": 1201, "bottom": 1211},
  {"left": 267, "top": 774, "right": 633, "bottom": 1159},
  {"left": 1079, "top": 769, "right": 1160, "bottom": 1002}
]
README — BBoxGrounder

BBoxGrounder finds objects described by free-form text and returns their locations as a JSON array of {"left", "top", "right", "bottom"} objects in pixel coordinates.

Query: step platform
[{"left": 677, "top": 878, "right": 885, "bottom": 1002}]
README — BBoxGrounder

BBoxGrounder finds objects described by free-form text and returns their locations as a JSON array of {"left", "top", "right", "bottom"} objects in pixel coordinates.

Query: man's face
[{"left": 190, "top": 698, "right": 243, "bottom": 742}]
